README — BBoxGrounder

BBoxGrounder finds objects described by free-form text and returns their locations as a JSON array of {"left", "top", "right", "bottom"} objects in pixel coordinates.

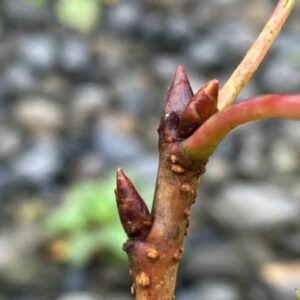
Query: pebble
[
  {"left": 0, "top": 225, "right": 43, "bottom": 284},
  {"left": 162, "top": 15, "right": 194, "bottom": 51},
  {"left": 2, "top": 63, "right": 36, "bottom": 95},
  {"left": 177, "top": 281, "right": 240, "bottom": 300},
  {"left": 269, "top": 139, "right": 300, "bottom": 174},
  {"left": 184, "top": 240, "right": 247, "bottom": 279},
  {"left": 260, "top": 260, "right": 300, "bottom": 300},
  {"left": 3, "top": 0, "right": 50, "bottom": 26},
  {"left": 113, "top": 68, "right": 154, "bottom": 115},
  {"left": 261, "top": 59, "right": 300, "bottom": 93},
  {"left": 71, "top": 84, "right": 109, "bottom": 128},
  {"left": 57, "top": 292, "right": 99, "bottom": 300},
  {"left": 0, "top": 126, "right": 21, "bottom": 159},
  {"left": 235, "top": 125, "right": 267, "bottom": 178},
  {"left": 59, "top": 37, "right": 90, "bottom": 74},
  {"left": 93, "top": 113, "right": 144, "bottom": 164},
  {"left": 187, "top": 36, "right": 224, "bottom": 70},
  {"left": 14, "top": 95, "right": 64, "bottom": 134},
  {"left": 209, "top": 183, "right": 299, "bottom": 231},
  {"left": 18, "top": 35, "right": 57, "bottom": 72},
  {"left": 13, "top": 139, "right": 61, "bottom": 185},
  {"left": 106, "top": 1, "right": 142, "bottom": 36}
]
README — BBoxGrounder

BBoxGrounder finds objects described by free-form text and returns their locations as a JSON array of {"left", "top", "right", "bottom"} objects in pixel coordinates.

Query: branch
[
  {"left": 181, "top": 94, "right": 300, "bottom": 162},
  {"left": 218, "top": 0, "right": 296, "bottom": 110}
]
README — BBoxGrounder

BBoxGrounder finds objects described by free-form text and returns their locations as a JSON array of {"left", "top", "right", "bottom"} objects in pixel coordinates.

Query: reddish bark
[
  {"left": 116, "top": 66, "right": 206, "bottom": 300},
  {"left": 181, "top": 94, "right": 300, "bottom": 163},
  {"left": 178, "top": 79, "right": 218, "bottom": 138}
]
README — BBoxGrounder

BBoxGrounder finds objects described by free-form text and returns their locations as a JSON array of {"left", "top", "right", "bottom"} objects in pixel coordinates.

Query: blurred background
[{"left": 0, "top": 0, "right": 300, "bottom": 299}]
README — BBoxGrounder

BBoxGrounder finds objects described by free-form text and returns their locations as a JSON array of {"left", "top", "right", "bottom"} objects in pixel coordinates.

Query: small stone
[
  {"left": 57, "top": 292, "right": 99, "bottom": 300},
  {"left": 59, "top": 36, "right": 89, "bottom": 73},
  {"left": 270, "top": 139, "right": 299, "bottom": 174},
  {"left": 14, "top": 95, "right": 64, "bottom": 134},
  {"left": 235, "top": 125, "right": 269, "bottom": 178},
  {"left": 260, "top": 260, "right": 300, "bottom": 300},
  {"left": 71, "top": 84, "right": 109, "bottom": 128},
  {"left": 2, "top": 63, "right": 35, "bottom": 95},
  {"left": 0, "top": 126, "right": 21, "bottom": 159},
  {"left": 261, "top": 59, "right": 300, "bottom": 93},
  {"left": 184, "top": 240, "right": 247, "bottom": 279},
  {"left": 177, "top": 280, "right": 240, "bottom": 300},
  {"left": 93, "top": 113, "right": 144, "bottom": 163},
  {"left": 107, "top": 1, "right": 142, "bottom": 36},
  {"left": 19, "top": 34, "right": 57, "bottom": 72},
  {"left": 162, "top": 14, "right": 194, "bottom": 51},
  {"left": 13, "top": 139, "right": 61, "bottom": 186},
  {"left": 136, "top": 272, "right": 150, "bottom": 288},
  {"left": 72, "top": 152, "right": 104, "bottom": 180},
  {"left": 0, "top": 225, "right": 43, "bottom": 285},
  {"left": 209, "top": 183, "right": 299, "bottom": 231},
  {"left": 187, "top": 36, "right": 224, "bottom": 70},
  {"left": 3, "top": 0, "right": 50, "bottom": 26}
]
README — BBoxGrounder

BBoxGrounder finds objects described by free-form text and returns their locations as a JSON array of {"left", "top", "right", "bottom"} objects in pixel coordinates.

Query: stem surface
[
  {"left": 182, "top": 94, "right": 300, "bottom": 162},
  {"left": 126, "top": 149, "right": 202, "bottom": 299},
  {"left": 218, "top": 0, "right": 296, "bottom": 110}
]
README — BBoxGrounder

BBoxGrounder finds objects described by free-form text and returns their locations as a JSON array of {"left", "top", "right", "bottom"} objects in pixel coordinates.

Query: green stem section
[
  {"left": 181, "top": 94, "right": 300, "bottom": 162},
  {"left": 218, "top": 0, "right": 296, "bottom": 110}
]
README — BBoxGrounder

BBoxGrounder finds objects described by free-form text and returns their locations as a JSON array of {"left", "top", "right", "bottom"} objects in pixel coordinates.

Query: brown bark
[{"left": 124, "top": 146, "right": 204, "bottom": 300}]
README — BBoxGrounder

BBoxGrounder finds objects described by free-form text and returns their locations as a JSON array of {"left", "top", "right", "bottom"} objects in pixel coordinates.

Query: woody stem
[{"left": 125, "top": 144, "right": 204, "bottom": 300}]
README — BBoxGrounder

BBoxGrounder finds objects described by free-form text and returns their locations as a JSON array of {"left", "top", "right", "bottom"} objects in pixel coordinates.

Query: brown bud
[
  {"left": 115, "top": 168, "right": 152, "bottom": 239},
  {"left": 165, "top": 65, "right": 193, "bottom": 114},
  {"left": 159, "top": 65, "right": 193, "bottom": 142},
  {"left": 178, "top": 79, "right": 219, "bottom": 138}
]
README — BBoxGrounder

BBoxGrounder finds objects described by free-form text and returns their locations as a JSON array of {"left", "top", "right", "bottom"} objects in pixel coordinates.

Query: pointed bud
[
  {"left": 165, "top": 65, "right": 194, "bottom": 114},
  {"left": 159, "top": 65, "right": 194, "bottom": 142},
  {"left": 178, "top": 79, "right": 219, "bottom": 138},
  {"left": 115, "top": 168, "right": 152, "bottom": 239}
]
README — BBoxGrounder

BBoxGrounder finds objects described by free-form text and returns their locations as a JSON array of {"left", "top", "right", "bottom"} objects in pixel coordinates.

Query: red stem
[{"left": 181, "top": 94, "right": 300, "bottom": 162}]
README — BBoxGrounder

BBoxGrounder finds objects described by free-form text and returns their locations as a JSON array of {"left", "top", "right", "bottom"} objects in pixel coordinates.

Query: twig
[{"left": 218, "top": 0, "right": 296, "bottom": 110}]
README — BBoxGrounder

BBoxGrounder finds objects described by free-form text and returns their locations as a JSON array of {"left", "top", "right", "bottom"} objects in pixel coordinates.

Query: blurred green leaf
[
  {"left": 45, "top": 170, "right": 153, "bottom": 266},
  {"left": 56, "top": 0, "right": 100, "bottom": 32},
  {"left": 296, "top": 289, "right": 300, "bottom": 300},
  {"left": 44, "top": 173, "right": 137, "bottom": 265}
]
